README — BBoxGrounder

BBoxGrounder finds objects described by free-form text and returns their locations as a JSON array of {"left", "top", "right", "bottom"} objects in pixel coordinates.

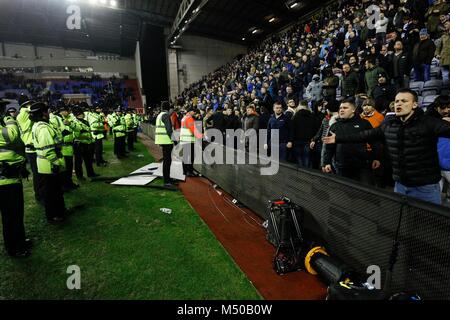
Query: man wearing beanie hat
[{"left": 412, "top": 28, "right": 436, "bottom": 82}]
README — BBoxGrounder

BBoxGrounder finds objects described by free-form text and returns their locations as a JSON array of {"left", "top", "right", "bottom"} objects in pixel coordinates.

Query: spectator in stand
[
  {"left": 435, "top": 18, "right": 450, "bottom": 82},
  {"left": 284, "top": 85, "right": 297, "bottom": 107},
  {"left": 323, "top": 98, "right": 380, "bottom": 185},
  {"left": 265, "top": 101, "right": 292, "bottom": 161},
  {"left": 360, "top": 98, "right": 385, "bottom": 129},
  {"left": 305, "top": 74, "right": 324, "bottom": 106},
  {"left": 412, "top": 29, "right": 436, "bottom": 82},
  {"left": 285, "top": 99, "right": 297, "bottom": 120},
  {"left": 290, "top": 101, "right": 321, "bottom": 168},
  {"left": 341, "top": 63, "right": 360, "bottom": 98},
  {"left": 375, "top": 12, "right": 390, "bottom": 46},
  {"left": 373, "top": 72, "right": 397, "bottom": 112},
  {"left": 323, "top": 67, "right": 340, "bottom": 101},
  {"left": 365, "top": 57, "right": 387, "bottom": 97},
  {"left": 390, "top": 40, "right": 411, "bottom": 90},
  {"left": 425, "top": 0, "right": 449, "bottom": 38},
  {"left": 311, "top": 99, "right": 340, "bottom": 170},
  {"left": 323, "top": 89, "right": 450, "bottom": 205},
  {"left": 242, "top": 104, "right": 259, "bottom": 151}
]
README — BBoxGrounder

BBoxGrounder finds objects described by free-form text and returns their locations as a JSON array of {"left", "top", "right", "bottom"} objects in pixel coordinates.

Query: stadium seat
[
  {"left": 409, "top": 81, "right": 424, "bottom": 94},
  {"left": 430, "top": 67, "right": 441, "bottom": 79},
  {"left": 418, "top": 96, "right": 424, "bottom": 107},
  {"left": 422, "top": 80, "right": 442, "bottom": 96},
  {"left": 422, "top": 95, "right": 438, "bottom": 107}
]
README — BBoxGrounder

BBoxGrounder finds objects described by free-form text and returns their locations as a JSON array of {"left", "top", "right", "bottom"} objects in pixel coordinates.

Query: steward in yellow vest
[
  {"left": 0, "top": 99, "right": 31, "bottom": 257},
  {"left": 156, "top": 101, "right": 176, "bottom": 187}
]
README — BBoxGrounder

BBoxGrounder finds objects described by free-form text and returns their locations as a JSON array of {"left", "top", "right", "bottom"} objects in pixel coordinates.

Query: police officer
[
  {"left": 0, "top": 99, "right": 31, "bottom": 257},
  {"left": 132, "top": 109, "right": 139, "bottom": 142},
  {"left": 155, "top": 102, "right": 176, "bottom": 187},
  {"left": 72, "top": 105, "right": 98, "bottom": 180},
  {"left": 113, "top": 107, "right": 127, "bottom": 158},
  {"left": 125, "top": 109, "right": 135, "bottom": 152},
  {"left": 29, "top": 102, "right": 67, "bottom": 223},
  {"left": 50, "top": 104, "right": 79, "bottom": 190},
  {"left": 88, "top": 103, "right": 107, "bottom": 167},
  {"left": 16, "top": 100, "right": 41, "bottom": 202}
]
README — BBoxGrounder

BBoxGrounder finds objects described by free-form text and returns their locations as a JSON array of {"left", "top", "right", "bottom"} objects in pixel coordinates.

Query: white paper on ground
[
  {"left": 151, "top": 161, "right": 185, "bottom": 181},
  {"left": 111, "top": 175, "right": 158, "bottom": 186},
  {"left": 131, "top": 162, "right": 185, "bottom": 181}
]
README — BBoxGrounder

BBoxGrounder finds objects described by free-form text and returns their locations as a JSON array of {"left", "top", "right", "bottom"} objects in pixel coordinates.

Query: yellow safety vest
[{"left": 155, "top": 112, "right": 173, "bottom": 145}]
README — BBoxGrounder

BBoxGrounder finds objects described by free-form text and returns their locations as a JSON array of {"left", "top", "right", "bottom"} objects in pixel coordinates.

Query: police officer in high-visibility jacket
[
  {"left": 113, "top": 108, "right": 127, "bottom": 158},
  {"left": 125, "top": 109, "right": 135, "bottom": 152},
  {"left": 180, "top": 107, "right": 203, "bottom": 177},
  {"left": 72, "top": 105, "right": 99, "bottom": 180},
  {"left": 29, "top": 102, "right": 68, "bottom": 223},
  {"left": 155, "top": 102, "right": 176, "bottom": 187},
  {"left": 132, "top": 109, "right": 139, "bottom": 143},
  {"left": 16, "top": 100, "right": 41, "bottom": 202},
  {"left": 88, "top": 104, "right": 107, "bottom": 167},
  {"left": 49, "top": 104, "right": 79, "bottom": 190},
  {"left": 0, "top": 99, "right": 32, "bottom": 257}
]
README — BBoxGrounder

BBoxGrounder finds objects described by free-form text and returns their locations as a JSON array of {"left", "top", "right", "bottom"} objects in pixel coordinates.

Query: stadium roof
[{"left": 0, "top": 0, "right": 323, "bottom": 56}]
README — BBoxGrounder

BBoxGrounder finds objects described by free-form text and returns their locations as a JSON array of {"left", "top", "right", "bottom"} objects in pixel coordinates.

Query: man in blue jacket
[{"left": 265, "top": 101, "right": 292, "bottom": 162}]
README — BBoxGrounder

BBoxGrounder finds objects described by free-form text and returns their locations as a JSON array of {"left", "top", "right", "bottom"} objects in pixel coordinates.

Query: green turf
[{"left": 0, "top": 137, "right": 261, "bottom": 300}]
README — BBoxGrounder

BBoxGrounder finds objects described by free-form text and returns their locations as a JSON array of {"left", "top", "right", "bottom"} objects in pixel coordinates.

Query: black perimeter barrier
[{"left": 142, "top": 123, "right": 450, "bottom": 299}]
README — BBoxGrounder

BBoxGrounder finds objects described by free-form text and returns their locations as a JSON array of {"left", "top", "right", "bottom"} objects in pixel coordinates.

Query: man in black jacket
[
  {"left": 412, "top": 29, "right": 436, "bottom": 82},
  {"left": 323, "top": 98, "right": 380, "bottom": 185},
  {"left": 323, "top": 89, "right": 450, "bottom": 205},
  {"left": 390, "top": 41, "right": 411, "bottom": 90},
  {"left": 290, "top": 101, "right": 320, "bottom": 168}
]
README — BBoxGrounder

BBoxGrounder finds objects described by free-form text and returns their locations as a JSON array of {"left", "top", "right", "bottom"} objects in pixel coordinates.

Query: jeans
[
  {"left": 441, "top": 171, "right": 450, "bottom": 199},
  {"left": 414, "top": 64, "right": 431, "bottom": 82},
  {"left": 394, "top": 182, "right": 441, "bottom": 205},
  {"left": 294, "top": 141, "right": 311, "bottom": 168},
  {"left": 442, "top": 66, "right": 449, "bottom": 83}
]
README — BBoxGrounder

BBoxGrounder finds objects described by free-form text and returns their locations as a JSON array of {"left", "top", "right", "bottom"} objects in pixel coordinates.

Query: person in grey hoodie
[{"left": 305, "top": 74, "right": 323, "bottom": 105}]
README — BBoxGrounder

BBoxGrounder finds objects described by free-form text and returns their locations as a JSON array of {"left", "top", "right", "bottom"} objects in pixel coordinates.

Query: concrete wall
[
  {"left": 168, "top": 35, "right": 247, "bottom": 99},
  {"left": 0, "top": 42, "right": 136, "bottom": 76}
]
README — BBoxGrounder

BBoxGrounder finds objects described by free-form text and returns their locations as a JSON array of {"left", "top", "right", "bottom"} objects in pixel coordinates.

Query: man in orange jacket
[{"left": 180, "top": 107, "right": 203, "bottom": 177}]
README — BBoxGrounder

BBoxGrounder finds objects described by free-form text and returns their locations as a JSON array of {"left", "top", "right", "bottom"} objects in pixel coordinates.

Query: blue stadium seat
[{"left": 409, "top": 81, "right": 424, "bottom": 94}]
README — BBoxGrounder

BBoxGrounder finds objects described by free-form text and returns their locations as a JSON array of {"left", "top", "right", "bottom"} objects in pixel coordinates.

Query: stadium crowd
[{"left": 151, "top": 0, "right": 450, "bottom": 205}]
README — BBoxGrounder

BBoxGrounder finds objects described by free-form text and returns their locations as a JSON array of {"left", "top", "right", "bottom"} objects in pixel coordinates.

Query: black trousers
[
  {"left": 0, "top": 183, "right": 26, "bottom": 254},
  {"left": 25, "top": 152, "right": 41, "bottom": 201},
  {"left": 336, "top": 167, "right": 374, "bottom": 186},
  {"left": 161, "top": 144, "right": 173, "bottom": 184},
  {"left": 39, "top": 173, "right": 66, "bottom": 220},
  {"left": 134, "top": 128, "right": 138, "bottom": 142},
  {"left": 62, "top": 155, "right": 75, "bottom": 188},
  {"left": 114, "top": 135, "right": 126, "bottom": 157},
  {"left": 94, "top": 139, "right": 104, "bottom": 165},
  {"left": 127, "top": 131, "right": 135, "bottom": 151},
  {"left": 74, "top": 142, "right": 95, "bottom": 178},
  {"left": 182, "top": 143, "right": 195, "bottom": 175}
]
